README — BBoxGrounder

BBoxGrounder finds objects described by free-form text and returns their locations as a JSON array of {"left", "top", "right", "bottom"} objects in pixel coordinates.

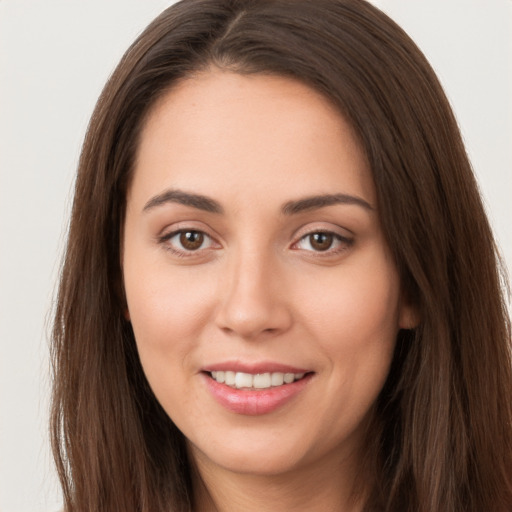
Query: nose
[{"left": 214, "top": 249, "right": 293, "bottom": 340}]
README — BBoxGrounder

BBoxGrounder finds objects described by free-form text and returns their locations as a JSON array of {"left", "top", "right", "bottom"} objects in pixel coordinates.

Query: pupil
[
  {"left": 310, "top": 232, "right": 333, "bottom": 251},
  {"left": 180, "top": 231, "right": 203, "bottom": 250}
]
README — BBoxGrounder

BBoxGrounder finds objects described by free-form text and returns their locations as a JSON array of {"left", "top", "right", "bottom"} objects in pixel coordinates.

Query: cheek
[
  {"left": 123, "top": 264, "right": 220, "bottom": 420},
  {"left": 297, "top": 260, "right": 400, "bottom": 425},
  {"left": 300, "top": 264, "right": 401, "bottom": 344},
  {"left": 123, "top": 252, "right": 218, "bottom": 364},
  {"left": 294, "top": 252, "right": 401, "bottom": 401}
]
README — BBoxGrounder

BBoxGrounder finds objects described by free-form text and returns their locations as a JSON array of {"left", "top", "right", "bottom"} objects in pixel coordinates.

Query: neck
[{"left": 190, "top": 446, "right": 368, "bottom": 512}]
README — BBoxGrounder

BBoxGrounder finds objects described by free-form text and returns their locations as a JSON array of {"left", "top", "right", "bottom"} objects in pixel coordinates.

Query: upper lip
[{"left": 202, "top": 361, "right": 311, "bottom": 374}]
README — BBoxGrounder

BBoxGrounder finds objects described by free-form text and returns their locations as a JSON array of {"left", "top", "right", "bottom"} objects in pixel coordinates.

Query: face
[{"left": 123, "top": 71, "right": 415, "bottom": 480}]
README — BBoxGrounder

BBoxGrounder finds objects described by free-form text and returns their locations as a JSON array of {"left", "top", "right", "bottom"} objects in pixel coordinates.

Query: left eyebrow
[{"left": 281, "top": 193, "right": 374, "bottom": 215}]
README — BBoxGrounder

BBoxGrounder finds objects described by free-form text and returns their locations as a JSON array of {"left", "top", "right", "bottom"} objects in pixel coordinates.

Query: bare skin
[{"left": 123, "top": 70, "right": 417, "bottom": 511}]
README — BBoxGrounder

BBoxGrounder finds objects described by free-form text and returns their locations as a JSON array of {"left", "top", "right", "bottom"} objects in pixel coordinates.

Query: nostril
[{"left": 214, "top": 278, "right": 293, "bottom": 339}]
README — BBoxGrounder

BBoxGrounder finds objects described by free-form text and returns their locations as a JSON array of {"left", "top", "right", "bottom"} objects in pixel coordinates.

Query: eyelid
[
  {"left": 157, "top": 222, "right": 222, "bottom": 256},
  {"left": 291, "top": 222, "right": 353, "bottom": 242},
  {"left": 290, "top": 224, "right": 354, "bottom": 254}
]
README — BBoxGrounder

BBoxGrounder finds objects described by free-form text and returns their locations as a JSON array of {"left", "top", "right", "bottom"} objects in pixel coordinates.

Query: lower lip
[{"left": 203, "top": 373, "right": 312, "bottom": 415}]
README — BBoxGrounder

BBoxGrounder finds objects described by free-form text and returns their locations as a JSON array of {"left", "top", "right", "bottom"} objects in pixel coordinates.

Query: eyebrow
[
  {"left": 143, "top": 189, "right": 224, "bottom": 214},
  {"left": 142, "top": 189, "right": 373, "bottom": 216},
  {"left": 281, "top": 193, "right": 374, "bottom": 215}
]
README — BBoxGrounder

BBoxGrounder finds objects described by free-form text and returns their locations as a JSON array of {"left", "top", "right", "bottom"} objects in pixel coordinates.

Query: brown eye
[
  {"left": 179, "top": 231, "right": 205, "bottom": 251},
  {"left": 294, "top": 230, "right": 352, "bottom": 255},
  {"left": 309, "top": 232, "right": 334, "bottom": 251},
  {"left": 160, "top": 228, "right": 217, "bottom": 256}
]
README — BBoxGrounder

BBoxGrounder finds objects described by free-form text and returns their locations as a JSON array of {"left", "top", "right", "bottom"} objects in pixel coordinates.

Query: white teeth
[
  {"left": 235, "top": 372, "right": 253, "bottom": 388},
  {"left": 225, "top": 371, "right": 236, "bottom": 386},
  {"left": 211, "top": 371, "right": 225, "bottom": 383},
  {"left": 271, "top": 372, "right": 284, "bottom": 386},
  {"left": 283, "top": 373, "right": 295, "bottom": 384},
  {"left": 253, "top": 373, "right": 271, "bottom": 389},
  {"left": 210, "top": 371, "right": 306, "bottom": 389}
]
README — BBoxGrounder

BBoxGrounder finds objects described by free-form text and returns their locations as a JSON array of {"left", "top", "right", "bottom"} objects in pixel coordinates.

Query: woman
[{"left": 51, "top": 0, "right": 512, "bottom": 510}]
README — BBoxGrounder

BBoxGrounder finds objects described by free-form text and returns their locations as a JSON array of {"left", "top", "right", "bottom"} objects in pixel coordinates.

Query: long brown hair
[{"left": 51, "top": 0, "right": 512, "bottom": 510}]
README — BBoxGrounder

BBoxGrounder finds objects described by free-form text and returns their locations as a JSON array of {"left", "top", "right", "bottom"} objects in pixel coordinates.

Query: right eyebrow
[{"left": 142, "top": 189, "right": 224, "bottom": 214}]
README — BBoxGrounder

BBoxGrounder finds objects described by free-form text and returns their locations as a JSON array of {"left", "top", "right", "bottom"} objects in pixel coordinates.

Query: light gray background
[{"left": 1, "top": 1, "right": 510, "bottom": 511}]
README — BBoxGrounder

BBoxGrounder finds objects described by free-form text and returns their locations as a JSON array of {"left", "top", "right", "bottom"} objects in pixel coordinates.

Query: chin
[{"left": 187, "top": 427, "right": 311, "bottom": 477}]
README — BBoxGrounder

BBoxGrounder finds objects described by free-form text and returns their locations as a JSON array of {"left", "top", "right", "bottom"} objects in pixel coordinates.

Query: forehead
[{"left": 130, "top": 71, "right": 375, "bottom": 210}]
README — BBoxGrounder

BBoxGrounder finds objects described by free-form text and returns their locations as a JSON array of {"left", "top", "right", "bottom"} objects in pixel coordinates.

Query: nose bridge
[{"left": 215, "top": 241, "right": 291, "bottom": 338}]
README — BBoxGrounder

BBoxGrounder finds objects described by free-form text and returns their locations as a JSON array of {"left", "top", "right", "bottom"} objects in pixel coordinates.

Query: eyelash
[
  {"left": 158, "top": 229, "right": 217, "bottom": 257},
  {"left": 158, "top": 228, "right": 354, "bottom": 258},
  {"left": 291, "top": 230, "right": 354, "bottom": 255}
]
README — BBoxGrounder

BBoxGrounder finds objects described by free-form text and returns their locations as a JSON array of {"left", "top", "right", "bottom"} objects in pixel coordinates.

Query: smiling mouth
[{"left": 208, "top": 371, "right": 308, "bottom": 390}]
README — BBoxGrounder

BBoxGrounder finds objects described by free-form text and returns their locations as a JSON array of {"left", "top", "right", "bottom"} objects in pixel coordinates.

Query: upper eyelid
[
  {"left": 292, "top": 231, "right": 351, "bottom": 248},
  {"left": 290, "top": 224, "right": 354, "bottom": 252},
  {"left": 158, "top": 221, "right": 217, "bottom": 239},
  {"left": 292, "top": 222, "right": 354, "bottom": 240},
  {"left": 156, "top": 222, "right": 353, "bottom": 247},
  {"left": 158, "top": 229, "right": 220, "bottom": 258},
  {"left": 159, "top": 228, "right": 218, "bottom": 246}
]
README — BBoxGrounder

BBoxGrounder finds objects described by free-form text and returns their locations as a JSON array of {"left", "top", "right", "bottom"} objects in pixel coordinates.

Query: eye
[
  {"left": 302, "top": 232, "right": 334, "bottom": 251},
  {"left": 294, "top": 231, "right": 353, "bottom": 253},
  {"left": 160, "top": 229, "right": 216, "bottom": 254}
]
